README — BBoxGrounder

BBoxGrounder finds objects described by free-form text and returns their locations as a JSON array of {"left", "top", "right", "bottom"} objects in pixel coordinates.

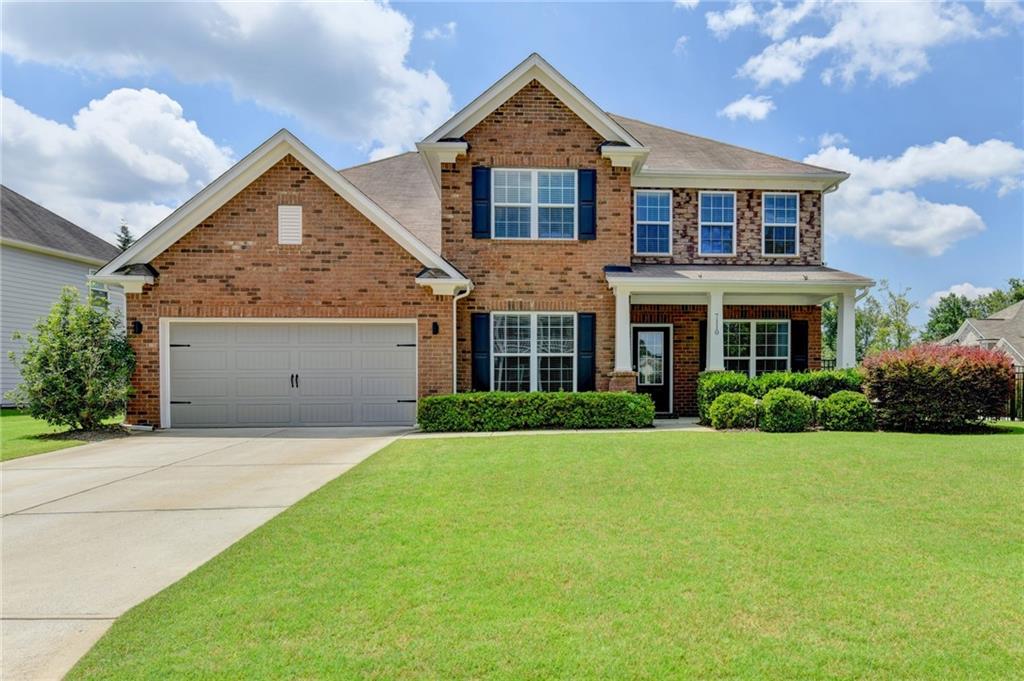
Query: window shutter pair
[
  {"left": 470, "top": 167, "right": 596, "bottom": 240},
  {"left": 470, "top": 312, "right": 596, "bottom": 391}
]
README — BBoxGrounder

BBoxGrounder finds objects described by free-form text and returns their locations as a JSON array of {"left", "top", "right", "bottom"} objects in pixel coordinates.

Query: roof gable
[
  {"left": 0, "top": 185, "right": 119, "bottom": 264},
  {"left": 98, "top": 130, "right": 461, "bottom": 281}
]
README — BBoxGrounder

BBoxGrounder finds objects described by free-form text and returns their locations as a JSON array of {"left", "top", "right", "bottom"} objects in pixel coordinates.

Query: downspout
[{"left": 451, "top": 286, "right": 472, "bottom": 393}]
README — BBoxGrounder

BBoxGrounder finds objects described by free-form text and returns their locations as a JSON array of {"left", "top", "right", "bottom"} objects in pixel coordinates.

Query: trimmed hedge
[
  {"left": 696, "top": 372, "right": 750, "bottom": 424},
  {"left": 818, "top": 390, "right": 875, "bottom": 431},
  {"left": 863, "top": 345, "right": 1014, "bottom": 433},
  {"left": 760, "top": 388, "right": 813, "bottom": 432},
  {"left": 709, "top": 392, "right": 760, "bottom": 430},
  {"left": 417, "top": 391, "right": 656, "bottom": 432},
  {"left": 697, "top": 368, "right": 863, "bottom": 423}
]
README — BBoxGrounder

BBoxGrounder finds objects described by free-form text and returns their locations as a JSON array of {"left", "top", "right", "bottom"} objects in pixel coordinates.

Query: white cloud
[
  {"left": 1, "top": 89, "right": 234, "bottom": 241},
  {"left": 673, "top": 35, "right": 690, "bottom": 55},
  {"left": 927, "top": 283, "right": 997, "bottom": 308},
  {"left": 717, "top": 94, "right": 776, "bottom": 121},
  {"left": 986, "top": 0, "right": 1024, "bottom": 24},
  {"left": 706, "top": 1, "right": 758, "bottom": 39},
  {"left": 719, "top": 2, "right": 987, "bottom": 88},
  {"left": 423, "top": 21, "right": 457, "bottom": 41},
  {"left": 1, "top": 2, "right": 452, "bottom": 159},
  {"left": 818, "top": 131, "right": 850, "bottom": 147},
  {"left": 675, "top": 0, "right": 700, "bottom": 9},
  {"left": 805, "top": 137, "right": 1024, "bottom": 256}
]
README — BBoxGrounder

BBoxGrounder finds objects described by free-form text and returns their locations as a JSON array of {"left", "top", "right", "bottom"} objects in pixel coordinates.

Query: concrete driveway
[{"left": 1, "top": 426, "right": 407, "bottom": 681}]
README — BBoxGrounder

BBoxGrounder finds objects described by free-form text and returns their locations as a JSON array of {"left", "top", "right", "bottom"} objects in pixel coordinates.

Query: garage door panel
[
  {"left": 169, "top": 322, "right": 415, "bottom": 428},
  {"left": 299, "top": 377, "right": 353, "bottom": 397},
  {"left": 171, "top": 377, "right": 229, "bottom": 398},
  {"left": 172, "top": 349, "right": 227, "bottom": 372}
]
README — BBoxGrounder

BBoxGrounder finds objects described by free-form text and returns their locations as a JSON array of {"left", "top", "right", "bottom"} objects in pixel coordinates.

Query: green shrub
[
  {"left": 696, "top": 371, "right": 751, "bottom": 424},
  {"left": 417, "top": 391, "right": 655, "bottom": 432},
  {"left": 750, "top": 368, "right": 863, "bottom": 398},
  {"left": 760, "top": 388, "right": 813, "bottom": 433},
  {"left": 863, "top": 345, "right": 1013, "bottom": 432},
  {"left": 818, "top": 390, "right": 875, "bottom": 431},
  {"left": 709, "top": 392, "right": 760, "bottom": 430},
  {"left": 5, "top": 287, "right": 134, "bottom": 430}
]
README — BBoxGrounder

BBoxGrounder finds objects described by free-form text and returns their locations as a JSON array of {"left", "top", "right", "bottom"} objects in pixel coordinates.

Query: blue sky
[{"left": 2, "top": 1, "right": 1022, "bottom": 326}]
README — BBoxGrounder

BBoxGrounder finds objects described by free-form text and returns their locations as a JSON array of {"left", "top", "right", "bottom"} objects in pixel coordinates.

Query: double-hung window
[
  {"left": 723, "top": 320, "right": 790, "bottom": 377},
  {"left": 493, "top": 169, "right": 576, "bottom": 240},
  {"left": 699, "top": 191, "right": 736, "bottom": 255},
  {"left": 492, "top": 312, "right": 576, "bottom": 392},
  {"left": 634, "top": 190, "right": 672, "bottom": 255},
  {"left": 763, "top": 193, "right": 799, "bottom": 255}
]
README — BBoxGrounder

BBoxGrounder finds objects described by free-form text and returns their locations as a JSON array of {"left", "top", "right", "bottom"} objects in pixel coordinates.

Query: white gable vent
[{"left": 278, "top": 205, "right": 302, "bottom": 244}]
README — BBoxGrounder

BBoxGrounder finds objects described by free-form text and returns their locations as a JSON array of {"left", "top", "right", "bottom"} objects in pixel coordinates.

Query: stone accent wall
[
  {"left": 441, "top": 79, "right": 633, "bottom": 391},
  {"left": 631, "top": 304, "right": 822, "bottom": 415},
  {"left": 124, "top": 155, "right": 451, "bottom": 426},
  {"left": 632, "top": 189, "right": 823, "bottom": 266}
]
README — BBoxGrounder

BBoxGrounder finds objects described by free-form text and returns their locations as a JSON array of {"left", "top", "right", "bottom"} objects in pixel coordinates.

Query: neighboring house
[
  {"left": 1, "top": 185, "right": 124, "bottom": 402},
  {"left": 939, "top": 301, "right": 1024, "bottom": 366},
  {"left": 95, "top": 54, "right": 873, "bottom": 428}
]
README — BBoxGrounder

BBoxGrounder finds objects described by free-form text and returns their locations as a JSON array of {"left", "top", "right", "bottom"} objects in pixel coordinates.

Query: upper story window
[
  {"left": 634, "top": 190, "right": 672, "bottom": 255},
  {"left": 492, "top": 312, "right": 576, "bottom": 392},
  {"left": 698, "top": 191, "right": 736, "bottom": 256},
  {"left": 492, "top": 169, "right": 576, "bottom": 240},
  {"left": 763, "top": 193, "right": 799, "bottom": 256}
]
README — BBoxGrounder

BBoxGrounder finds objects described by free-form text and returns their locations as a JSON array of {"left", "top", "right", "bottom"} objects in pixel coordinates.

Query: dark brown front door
[{"left": 633, "top": 326, "right": 671, "bottom": 414}]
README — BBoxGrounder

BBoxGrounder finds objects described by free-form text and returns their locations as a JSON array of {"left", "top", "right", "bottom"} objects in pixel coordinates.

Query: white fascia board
[
  {"left": 98, "top": 129, "right": 461, "bottom": 280},
  {"left": 632, "top": 170, "right": 849, "bottom": 191},
  {"left": 0, "top": 237, "right": 109, "bottom": 266},
  {"left": 415, "top": 277, "right": 474, "bottom": 296},
  {"left": 422, "top": 53, "right": 643, "bottom": 148},
  {"left": 601, "top": 146, "right": 651, "bottom": 170},
  {"left": 415, "top": 141, "right": 469, "bottom": 196},
  {"left": 90, "top": 274, "right": 152, "bottom": 293}
]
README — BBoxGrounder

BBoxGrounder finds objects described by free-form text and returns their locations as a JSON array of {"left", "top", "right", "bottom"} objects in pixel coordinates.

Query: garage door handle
[
  {"left": 396, "top": 399, "right": 417, "bottom": 403},
  {"left": 296, "top": 374, "right": 300, "bottom": 388},
  {"left": 170, "top": 400, "right": 191, "bottom": 405},
  {"left": 396, "top": 343, "right": 416, "bottom": 347}
]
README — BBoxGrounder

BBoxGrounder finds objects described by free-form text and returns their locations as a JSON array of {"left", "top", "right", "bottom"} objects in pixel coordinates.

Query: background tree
[
  {"left": 821, "top": 280, "right": 918, "bottom": 362},
  {"left": 116, "top": 219, "right": 135, "bottom": 251},
  {"left": 5, "top": 287, "right": 135, "bottom": 430},
  {"left": 920, "top": 278, "right": 1024, "bottom": 342}
]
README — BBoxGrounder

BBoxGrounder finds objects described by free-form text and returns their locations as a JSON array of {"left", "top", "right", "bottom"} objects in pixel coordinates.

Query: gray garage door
[{"left": 168, "top": 322, "right": 416, "bottom": 427}]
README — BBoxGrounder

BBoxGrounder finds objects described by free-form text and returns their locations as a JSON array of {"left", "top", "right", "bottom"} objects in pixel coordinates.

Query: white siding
[{"left": 1, "top": 245, "right": 125, "bottom": 403}]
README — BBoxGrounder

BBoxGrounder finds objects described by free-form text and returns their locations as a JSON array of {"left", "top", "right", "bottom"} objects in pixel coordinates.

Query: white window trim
[
  {"left": 490, "top": 312, "right": 578, "bottom": 392},
  {"left": 633, "top": 189, "right": 673, "bottom": 256},
  {"left": 723, "top": 319, "right": 790, "bottom": 378},
  {"left": 491, "top": 169, "right": 578, "bottom": 241},
  {"left": 697, "top": 190, "right": 737, "bottom": 257},
  {"left": 761, "top": 192, "right": 800, "bottom": 257}
]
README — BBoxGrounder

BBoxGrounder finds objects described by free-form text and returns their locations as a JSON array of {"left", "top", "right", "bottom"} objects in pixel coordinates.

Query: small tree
[
  {"left": 6, "top": 287, "right": 135, "bottom": 430},
  {"left": 116, "top": 219, "right": 135, "bottom": 251}
]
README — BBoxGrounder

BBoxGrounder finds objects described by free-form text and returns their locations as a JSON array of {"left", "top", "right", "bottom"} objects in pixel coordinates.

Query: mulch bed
[{"left": 37, "top": 425, "right": 132, "bottom": 443}]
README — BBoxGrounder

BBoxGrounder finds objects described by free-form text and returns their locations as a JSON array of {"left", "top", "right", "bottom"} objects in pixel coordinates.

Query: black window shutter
[
  {"left": 578, "top": 169, "right": 596, "bottom": 241},
  {"left": 471, "top": 313, "right": 491, "bottom": 390},
  {"left": 790, "top": 319, "right": 809, "bottom": 371},
  {"left": 699, "top": 320, "right": 707, "bottom": 371},
  {"left": 472, "top": 167, "right": 491, "bottom": 239},
  {"left": 577, "top": 313, "right": 596, "bottom": 391}
]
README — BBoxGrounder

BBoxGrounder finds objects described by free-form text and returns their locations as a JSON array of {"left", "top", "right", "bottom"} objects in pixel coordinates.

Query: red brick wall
[
  {"left": 441, "top": 79, "right": 632, "bottom": 391},
  {"left": 632, "top": 189, "right": 823, "bottom": 266},
  {"left": 631, "top": 304, "right": 822, "bottom": 415},
  {"left": 124, "top": 155, "right": 451, "bottom": 426}
]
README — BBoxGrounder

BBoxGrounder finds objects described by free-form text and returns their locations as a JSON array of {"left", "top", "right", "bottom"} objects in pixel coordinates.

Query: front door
[{"left": 633, "top": 326, "right": 671, "bottom": 414}]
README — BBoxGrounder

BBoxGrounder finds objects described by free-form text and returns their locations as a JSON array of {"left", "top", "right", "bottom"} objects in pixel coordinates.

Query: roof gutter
[{"left": 0, "top": 237, "right": 111, "bottom": 266}]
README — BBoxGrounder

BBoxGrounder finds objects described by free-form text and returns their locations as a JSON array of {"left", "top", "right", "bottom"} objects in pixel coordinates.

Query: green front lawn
[
  {"left": 71, "top": 428, "right": 1023, "bottom": 680},
  {"left": 0, "top": 408, "right": 93, "bottom": 461}
]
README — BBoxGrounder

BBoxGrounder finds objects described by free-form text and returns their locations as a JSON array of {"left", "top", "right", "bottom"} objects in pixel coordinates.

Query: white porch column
[
  {"left": 837, "top": 289, "right": 857, "bottom": 368},
  {"left": 706, "top": 290, "right": 725, "bottom": 371},
  {"left": 614, "top": 287, "right": 632, "bottom": 372}
]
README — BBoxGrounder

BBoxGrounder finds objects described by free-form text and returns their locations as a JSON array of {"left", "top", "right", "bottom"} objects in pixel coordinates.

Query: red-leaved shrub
[{"left": 862, "top": 345, "right": 1014, "bottom": 432}]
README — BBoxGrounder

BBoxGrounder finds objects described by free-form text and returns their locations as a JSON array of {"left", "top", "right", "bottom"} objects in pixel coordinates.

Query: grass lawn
[
  {"left": 70, "top": 427, "right": 1023, "bottom": 680},
  {"left": 1, "top": 408, "right": 91, "bottom": 461}
]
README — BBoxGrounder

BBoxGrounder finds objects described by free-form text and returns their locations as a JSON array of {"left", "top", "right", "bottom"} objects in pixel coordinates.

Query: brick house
[{"left": 95, "top": 54, "right": 872, "bottom": 428}]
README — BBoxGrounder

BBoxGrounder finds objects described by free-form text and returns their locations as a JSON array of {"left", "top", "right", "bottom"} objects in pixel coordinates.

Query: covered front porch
[{"left": 606, "top": 265, "right": 875, "bottom": 416}]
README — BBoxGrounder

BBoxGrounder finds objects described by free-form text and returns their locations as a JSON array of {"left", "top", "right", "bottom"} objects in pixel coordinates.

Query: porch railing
[{"left": 1010, "top": 366, "right": 1024, "bottom": 421}]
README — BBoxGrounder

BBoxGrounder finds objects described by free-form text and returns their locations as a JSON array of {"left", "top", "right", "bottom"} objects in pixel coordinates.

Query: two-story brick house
[{"left": 96, "top": 54, "right": 872, "bottom": 428}]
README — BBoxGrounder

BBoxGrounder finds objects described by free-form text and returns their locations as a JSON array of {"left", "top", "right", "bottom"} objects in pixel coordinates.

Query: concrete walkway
[{"left": 1, "top": 426, "right": 406, "bottom": 681}]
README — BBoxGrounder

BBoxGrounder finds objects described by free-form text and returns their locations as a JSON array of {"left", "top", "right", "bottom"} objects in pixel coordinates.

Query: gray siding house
[{"left": 1, "top": 186, "right": 125, "bottom": 402}]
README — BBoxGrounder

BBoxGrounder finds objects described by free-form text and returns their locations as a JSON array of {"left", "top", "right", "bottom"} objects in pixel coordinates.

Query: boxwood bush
[
  {"left": 862, "top": 345, "right": 1014, "bottom": 432},
  {"left": 750, "top": 368, "right": 863, "bottom": 398},
  {"left": 696, "top": 371, "right": 750, "bottom": 424},
  {"left": 417, "top": 391, "right": 656, "bottom": 432},
  {"left": 818, "top": 390, "right": 875, "bottom": 431},
  {"left": 760, "top": 387, "right": 813, "bottom": 432},
  {"left": 709, "top": 392, "right": 760, "bottom": 430}
]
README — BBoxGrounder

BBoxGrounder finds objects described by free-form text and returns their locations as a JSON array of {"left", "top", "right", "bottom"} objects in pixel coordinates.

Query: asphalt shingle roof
[{"left": 1, "top": 185, "right": 120, "bottom": 262}]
